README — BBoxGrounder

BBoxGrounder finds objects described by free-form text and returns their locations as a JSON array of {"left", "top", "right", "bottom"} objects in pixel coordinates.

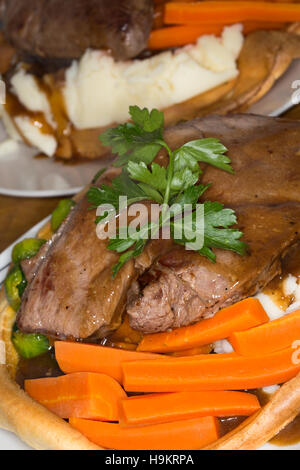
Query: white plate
[
  {"left": 0, "top": 220, "right": 299, "bottom": 450},
  {"left": 0, "top": 122, "right": 109, "bottom": 198}
]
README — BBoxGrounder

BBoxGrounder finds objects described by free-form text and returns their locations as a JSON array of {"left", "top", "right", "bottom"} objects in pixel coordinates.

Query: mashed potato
[
  {"left": 63, "top": 25, "right": 243, "bottom": 129},
  {"left": 3, "top": 25, "right": 244, "bottom": 157},
  {"left": 213, "top": 272, "right": 300, "bottom": 355}
]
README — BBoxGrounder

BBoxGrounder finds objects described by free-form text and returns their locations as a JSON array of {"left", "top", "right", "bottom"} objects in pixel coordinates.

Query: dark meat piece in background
[
  {"left": 0, "top": 0, "right": 153, "bottom": 61},
  {"left": 127, "top": 115, "right": 300, "bottom": 333}
]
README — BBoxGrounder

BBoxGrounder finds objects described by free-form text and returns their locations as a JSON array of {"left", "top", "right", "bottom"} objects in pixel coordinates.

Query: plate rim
[{"left": 0, "top": 186, "right": 83, "bottom": 198}]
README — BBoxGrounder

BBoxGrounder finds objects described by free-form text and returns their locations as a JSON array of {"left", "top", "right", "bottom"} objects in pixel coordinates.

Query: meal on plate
[
  {"left": 0, "top": 0, "right": 300, "bottom": 160},
  {"left": 0, "top": 107, "right": 300, "bottom": 450}
]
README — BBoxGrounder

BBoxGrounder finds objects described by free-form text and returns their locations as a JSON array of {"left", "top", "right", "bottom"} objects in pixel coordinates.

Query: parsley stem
[{"left": 157, "top": 140, "right": 174, "bottom": 209}]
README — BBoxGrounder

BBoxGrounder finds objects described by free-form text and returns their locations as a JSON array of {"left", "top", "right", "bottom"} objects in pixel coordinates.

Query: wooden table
[
  {"left": 0, "top": 105, "right": 299, "bottom": 253},
  {"left": 0, "top": 196, "right": 62, "bottom": 252}
]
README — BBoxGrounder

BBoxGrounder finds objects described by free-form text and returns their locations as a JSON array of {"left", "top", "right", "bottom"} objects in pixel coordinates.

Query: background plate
[{"left": 0, "top": 122, "right": 109, "bottom": 198}]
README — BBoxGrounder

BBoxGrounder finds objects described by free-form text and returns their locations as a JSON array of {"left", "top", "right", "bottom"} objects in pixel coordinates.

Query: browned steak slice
[{"left": 127, "top": 115, "right": 300, "bottom": 333}]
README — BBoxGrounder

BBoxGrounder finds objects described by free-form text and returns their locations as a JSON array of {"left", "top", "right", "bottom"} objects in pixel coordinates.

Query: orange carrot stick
[
  {"left": 69, "top": 416, "right": 220, "bottom": 450},
  {"left": 25, "top": 372, "right": 126, "bottom": 421},
  {"left": 148, "top": 25, "right": 224, "bottom": 49},
  {"left": 229, "top": 309, "right": 300, "bottom": 356},
  {"left": 137, "top": 298, "right": 269, "bottom": 353},
  {"left": 123, "top": 347, "right": 300, "bottom": 392},
  {"left": 55, "top": 342, "right": 164, "bottom": 384},
  {"left": 148, "top": 21, "right": 284, "bottom": 49},
  {"left": 164, "top": 1, "right": 300, "bottom": 25},
  {"left": 120, "top": 391, "right": 260, "bottom": 426},
  {"left": 242, "top": 20, "right": 286, "bottom": 32},
  {"left": 168, "top": 344, "right": 212, "bottom": 357}
]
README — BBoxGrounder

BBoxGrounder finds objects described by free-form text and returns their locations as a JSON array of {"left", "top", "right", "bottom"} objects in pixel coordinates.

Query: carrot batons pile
[
  {"left": 25, "top": 298, "right": 300, "bottom": 449},
  {"left": 149, "top": 1, "right": 299, "bottom": 49}
]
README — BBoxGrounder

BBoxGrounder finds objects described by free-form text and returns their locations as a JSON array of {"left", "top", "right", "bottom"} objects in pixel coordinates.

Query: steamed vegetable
[
  {"left": 168, "top": 345, "right": 212, "bottom": 357},
  {"left": 148, "top": 21, "right": 284, "bottom": 49},
  {"left": 5, "top": 237, "right": 49, "bottom": 358},
  {"left": 55, "top": 342, "right": 164, "bottom": 384},
  {"left": 122, "top": 347, "right": 300, "bottom": 392},
  {"left": 137, "top": 298, "right": 269, "bottom": 353},
  {"left": 12, "top": 329, "right": 50, "bottom": 359},
  {"left": 25, "top": 372, "right": 126, "bottom": 421},
  {"left": 6, "top": 237, "right": 46, "bottom": 311},
  {"left": 164, "top": 1, "right": 300, "bottom": 25},
  {"left": 69, "top": 416, "right": 220, "bottom": 450},
  {"left": 120, "top": 391, "right": 260, "bottom": 426},
  {"left": 4, "top": 264, "right": 27, "bottom": 311},
  {"left": 51, "top": 199, "right": 75, "bottom": 232},
  {"left": 12, "top": 238, "right": 46, "bottom": 264},
  {"left": 229, "top": 309, "right": 300, "bottom": 356}
]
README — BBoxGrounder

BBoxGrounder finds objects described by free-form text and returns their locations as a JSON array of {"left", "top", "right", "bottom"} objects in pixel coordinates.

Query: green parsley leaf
[
  {"left": 172, "top": 201, "right": 247, "bottom": 262},
  {"left": 171, "top": 185, "right": 210, "bottom": 209},
  {"left": 174, "top": 138, "right": 233, "bottom": 174},
  {"left": 88, "top": 171, "right": 149, "bottom": 223},
  {"left": 109, "top": 231, "right": 150, "bottom": 277},
  {"left": 127, "top": 161, "right": 167, "bottom": 193},
  {"left": 111, "top": 251, "right": 136, "bottom": 278},
  {"left": 100, "top": 106, "right": 165, "bottom": 167},
  {"left": 129, "top": 106, "right": 164, "bottom": 133},
  {"left": 91, "top": 168, "right": 106, "bottom": 184},
  {"left": 111, "top": 238, "right": 148, "bottom": 278},
  {"left": 170, "top": 167, "right": 199, "bottom": 192}
]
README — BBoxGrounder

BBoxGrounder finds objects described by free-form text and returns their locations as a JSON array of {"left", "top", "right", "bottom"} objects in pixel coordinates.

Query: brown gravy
[
  {"left": 271, "top": 415, "right": 300, "bottom": 447},
  {"left": 220, "top": 389, "right": 300, "bottom": 447},
  {"left": 263, "top": 243, "right": 300, "bottom": 311},
  {"left": 219, "top": 416, "right": 247, "bottom": 437},
  {"left": 16, "top": 349, "right": 63, "bottom": 389}
]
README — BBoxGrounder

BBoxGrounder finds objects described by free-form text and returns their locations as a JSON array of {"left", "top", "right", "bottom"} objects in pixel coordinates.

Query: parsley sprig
[{"left": 88, "top": 106, "right": 247, "bottom": 276}]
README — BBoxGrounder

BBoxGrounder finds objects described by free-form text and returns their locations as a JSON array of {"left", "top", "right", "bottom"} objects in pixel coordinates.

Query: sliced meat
[
  {"left": 160, "top": 114, "right": 300, "bottom": 206},
  {"left": 127, "top": 115, "right": 300, "bottom": 333},
  {"left": 128, "top": 204, "right": 300, "bottom": 333},
  {"left": 0, "top": 0, "right": 153, "bottom": 62},
  {"left": 17, "top": 169, "right": 173, "bottom": 340},
  {"left": 21, "top": 242, "right": 50, "bottom": 284}
]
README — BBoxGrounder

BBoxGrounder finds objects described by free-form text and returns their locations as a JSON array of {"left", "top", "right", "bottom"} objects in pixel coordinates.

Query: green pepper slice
[
  {"left": 12, "top": 238, "right": 46, "bottom": 265},
  {"left": 51, "top": 199, "right": 76, "bottom": 232},
  {"left": 4, "top": 264, "right": 27, "bottom": 312},
  {"left": 12, "top": 328, "right": 50, "bottom": 359}
]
